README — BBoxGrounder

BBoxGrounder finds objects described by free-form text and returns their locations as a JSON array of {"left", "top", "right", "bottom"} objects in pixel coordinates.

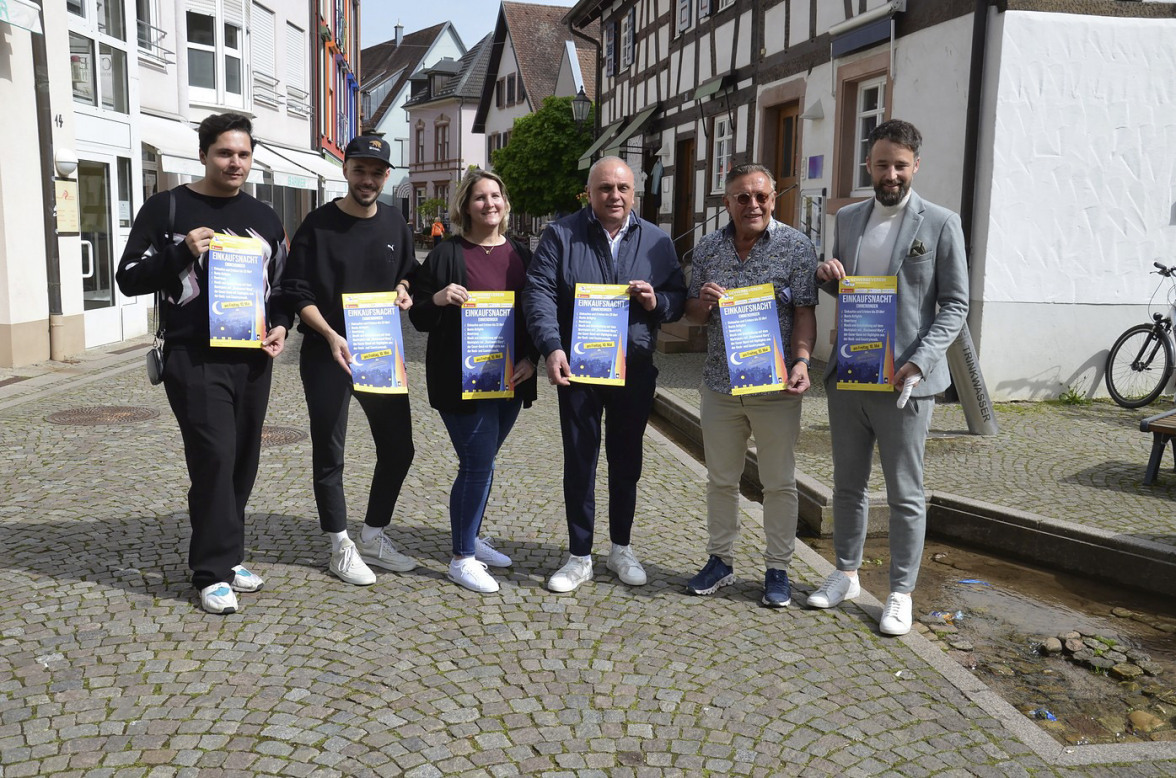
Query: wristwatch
[{"left": 794, "top": 357, "right": 811, "bottom": 368}]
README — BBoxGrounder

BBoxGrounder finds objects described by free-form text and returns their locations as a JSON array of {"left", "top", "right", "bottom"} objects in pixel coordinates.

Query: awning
[
  {"left": 324, "top": 179, "right": 349, "bottom": 201},
  {"left": 1, "top": 0, "right": 43, "bottom": 34},
  {"left": 604, "top": 104, "right": 659, "bottom": 158},
  {"left": 577, "top": 121, "right": 623, "bottom": 171},
  {"left": 691, "top": 74, "right": 734, "bottom": 102},
  {"left": 269, "top": 146, "right": 347, "bottom": 186},
  {"left": 140, "top": 114, "right": 262, "bottom": 183},
  {"left": 253, "top": 144, "right": 317, "bottom": 191}
]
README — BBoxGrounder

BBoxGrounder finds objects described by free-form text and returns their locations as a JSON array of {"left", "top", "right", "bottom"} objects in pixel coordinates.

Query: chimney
[{"left": 395, "top": 22, "right": 403, "bottom": 48}]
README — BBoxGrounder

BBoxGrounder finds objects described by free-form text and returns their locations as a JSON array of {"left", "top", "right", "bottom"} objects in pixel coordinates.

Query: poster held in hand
[
  {"left": 717, "top": 283, "right": 788, "bottom": 395},
  {"left": 569, "top": 283, "right": 629, "bottom": 385},
  {"left": 342, "top": 291, "right": 408, "bottom": 394},
  {"left": 461, "top": 291, "right": 515, "bottom": 400},
  {"left": 836, "top": 275, "right": 898, "bottom": 391},
  {"left": 208, "top": 233, "right": 267, "bottom": 348}
]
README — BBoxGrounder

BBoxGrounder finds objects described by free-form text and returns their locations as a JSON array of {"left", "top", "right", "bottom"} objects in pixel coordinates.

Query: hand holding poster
[
  {"left": 569, "top": 283, "right": 629, "bottom": 385},
  {"left": 208, "top": 233, "right": 267, "bottom": 348},
  {"left": 836, "top": 275, "right": 898, "bottom": 391},
  {"left": 717, "top": 283, "right": 788, "bottom": 395},
  {"left": 461, "top": 291, "right": 515, "bottom": 400},
  {"left": 342, "top": 291, "right": 408, "bottom": 394}
]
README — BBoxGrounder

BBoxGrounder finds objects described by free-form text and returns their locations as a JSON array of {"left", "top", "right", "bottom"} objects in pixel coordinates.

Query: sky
[{"left": 362, "top": 0, "right": 579, "bottom": 50}]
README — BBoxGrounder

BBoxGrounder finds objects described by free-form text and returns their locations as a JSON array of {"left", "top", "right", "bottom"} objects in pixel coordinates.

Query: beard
[
  {"left": 349, "top": 186, "right": 380, "bottom": 207},
  {"left": 874, "top": 179, "right": 909, "bottom": 207}
]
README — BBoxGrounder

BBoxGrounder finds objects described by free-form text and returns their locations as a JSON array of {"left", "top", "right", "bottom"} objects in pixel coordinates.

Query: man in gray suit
[{"left": 809, "top": 120, "right": 969, "bottom": 636}]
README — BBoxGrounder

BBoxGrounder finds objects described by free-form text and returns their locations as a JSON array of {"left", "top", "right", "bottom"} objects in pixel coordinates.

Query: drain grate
[
  {"left": 260, "top": 426, "right": 307, "bottom": 447},
  {"left": 46, "top": 406, "right": 160, "bottom": 425}
]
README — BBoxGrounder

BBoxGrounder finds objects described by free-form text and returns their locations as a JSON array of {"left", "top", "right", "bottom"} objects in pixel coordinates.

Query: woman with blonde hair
[{"left": 410, "top": 169, "right": 539, "bottom": 593}]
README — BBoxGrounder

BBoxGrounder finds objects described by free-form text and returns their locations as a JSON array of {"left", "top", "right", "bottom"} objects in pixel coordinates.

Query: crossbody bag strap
[{"left": 154, "top": 190, "right": 177, "bottom": 341}]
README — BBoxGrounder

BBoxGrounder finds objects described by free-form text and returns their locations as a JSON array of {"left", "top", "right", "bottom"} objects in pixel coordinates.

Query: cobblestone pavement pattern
[{"left": 0, "top": 324, "right": 1174, "bottom": 776}]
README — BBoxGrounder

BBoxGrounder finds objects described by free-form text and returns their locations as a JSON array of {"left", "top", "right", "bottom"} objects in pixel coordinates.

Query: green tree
[{"left": 492, "top": 95, "right": 595, "bottom": 218}]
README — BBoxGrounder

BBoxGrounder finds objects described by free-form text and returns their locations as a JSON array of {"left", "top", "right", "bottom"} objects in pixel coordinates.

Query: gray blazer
[{"left": 820, "top": 191, "right": 969, "bottom": 397}]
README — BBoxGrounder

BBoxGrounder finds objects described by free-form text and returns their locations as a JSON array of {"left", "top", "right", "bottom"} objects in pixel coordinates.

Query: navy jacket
[{"left": 523, "top": 208, "right": 685, "bottom": 360}]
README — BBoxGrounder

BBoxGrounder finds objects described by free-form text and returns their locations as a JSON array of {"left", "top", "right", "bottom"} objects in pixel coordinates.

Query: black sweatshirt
[
  {"left": 279, "top": 200, "right": 418, "bottom": 345},
  {"left": 116, "top": 186, "right": 290, "bottom": 346}
]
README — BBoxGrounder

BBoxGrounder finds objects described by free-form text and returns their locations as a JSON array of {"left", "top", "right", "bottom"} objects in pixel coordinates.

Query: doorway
[
  {"left": 770, "top": 102, "right": 800, "bottom": 227},
  {"left": 672, "top": 137, "right": 696, "bottom": 260},
  {"left": 78, "top": 156, "right": 132, "bottom": 346}
]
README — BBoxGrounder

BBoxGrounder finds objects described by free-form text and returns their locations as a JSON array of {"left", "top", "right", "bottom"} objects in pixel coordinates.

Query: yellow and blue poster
[
  {"left": 342, "top": 291, "right": 408, "bottom": 394},
  {"left": 461, "top": 291, "right": 515, "bottom": 400},
  {"left": 836, "top": 275, "right": 898, "bottom": 391},
  {"left": 208, "top": 233, "right": 266, "bottom": 347},
  {"left": 569, "top": 284, "right": 628, "bottom": 385},
  {"left": 718, "top": 283, "right": 788, "bottom": 396}
]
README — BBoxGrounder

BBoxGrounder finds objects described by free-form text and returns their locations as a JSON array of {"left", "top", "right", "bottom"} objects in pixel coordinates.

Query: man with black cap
[{"left": 279, "top": 135, "right": 420, "bottom": 586}]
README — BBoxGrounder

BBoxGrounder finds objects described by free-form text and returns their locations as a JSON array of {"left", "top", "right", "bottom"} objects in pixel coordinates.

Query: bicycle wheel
[{"left": 1104, "top": 323, "right": 1174, "bottom": 408}]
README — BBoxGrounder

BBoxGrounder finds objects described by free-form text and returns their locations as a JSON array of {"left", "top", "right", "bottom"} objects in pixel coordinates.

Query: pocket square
[{"left": 908, "top": 239, "right": 927, "bottom": 257}]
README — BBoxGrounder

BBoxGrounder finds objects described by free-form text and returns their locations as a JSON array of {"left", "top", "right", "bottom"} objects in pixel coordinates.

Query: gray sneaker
[
  {"left": 330, "top": 539, "right": 376, "bottom": 586},
  {"left": 356, "top": 530, "right": 417, "bottom": 572}
]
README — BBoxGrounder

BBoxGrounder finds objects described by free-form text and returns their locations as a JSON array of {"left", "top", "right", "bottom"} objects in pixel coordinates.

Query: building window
[
  {"left": 620, "top": 9, "right": 635, "bottom": 69},
  {"left": 717, "top": 0, "right": 734, "bottom": 9},
  {"left": 415, "top": 186, "right": 427, "bottom": 228},
  {"left": 285, "top": 23, "right": 309, "bottom": 116},
  {"left": 496, "top": 78, "right": 505, "bottom": 108},
  {"left": 711, "top": 115, "right": 733, "bottom": 193},
  {"left": 186, "top": 3, "right": 244, "bottom": 108},
  {"left": 677, "top": 0, "right": 691, "bottom": 34},
  {"left": 69, "top": 32, "right": 129, "bottom": 113},
  {"left": 506, "top": 73, "right": 516, "bottom": 105},
  {"left": 699, "top": 0, "right": 710, "bottom": 18},
  {"left": 436, "top": 183, "right": 449, "bottom": 208},
  {"left": 416, "top": 126, "right": 425, "bottom": 163},
  {"left": 518, "top": 76, "right": 526, "bottom": 105},
  {"left": 853, "top": 76, "right": 887, "bottom": 192},
  {"left": 70, "top": 33, "right": 97, "bottom": 104},
  {"left": 435, "top": 123, "right": 450, "bottom": 162},
  {"left": 604, "top": 22, "right": 615, "bottom": 77}
]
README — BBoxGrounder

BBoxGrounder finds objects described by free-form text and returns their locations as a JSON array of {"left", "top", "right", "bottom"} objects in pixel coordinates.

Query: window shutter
[
  {"left": 286, "top": 23, "right": 305, "bottom": 90},
  {"left": 251, "top": 3, "right": 275, "bottom": 75},
  {"left": 187, "top": 0, "right": 216, "bottom": 16},
  {"left": 223, "top": 0, "right": 243, "bottom": 27}
]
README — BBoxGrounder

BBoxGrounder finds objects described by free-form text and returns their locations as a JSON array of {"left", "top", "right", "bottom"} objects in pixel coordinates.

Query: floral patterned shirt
[{"left": 688, "top": 219, "right": 818, "bottom": 393}]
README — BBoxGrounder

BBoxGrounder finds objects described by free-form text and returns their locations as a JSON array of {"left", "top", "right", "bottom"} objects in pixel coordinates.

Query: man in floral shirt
[{"left": 682, "top": 163, "right": 818, "bottom": 608}]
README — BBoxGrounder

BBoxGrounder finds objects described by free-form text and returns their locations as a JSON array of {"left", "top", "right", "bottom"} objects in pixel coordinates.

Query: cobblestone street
[{"left": 1, "top": 330, "right": 1174, "bottom": 776}]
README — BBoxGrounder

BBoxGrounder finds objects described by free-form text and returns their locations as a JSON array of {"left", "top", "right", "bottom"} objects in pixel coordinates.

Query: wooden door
[
  {"left": 773, "top": 102, "right": 800, "bottom": 227},
  {"left": 672, "top": 137, "right": 696, "bottom": 259}
]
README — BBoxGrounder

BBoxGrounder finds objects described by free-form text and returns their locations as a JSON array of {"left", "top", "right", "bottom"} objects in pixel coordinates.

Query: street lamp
[{"left": 571, "top": 86, "right": 591, "bottom": 129}]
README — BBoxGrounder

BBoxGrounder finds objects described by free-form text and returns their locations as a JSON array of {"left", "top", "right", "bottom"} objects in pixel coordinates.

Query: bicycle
[{"left": 1104, "top": 261, "right": 1176, "bottom": 408}]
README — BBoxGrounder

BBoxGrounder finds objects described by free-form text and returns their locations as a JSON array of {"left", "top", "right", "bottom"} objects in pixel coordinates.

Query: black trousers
[
  {"left": 163, "top": 346, "right": 273, "bottom": 590},
  {"left": 300, "top": 337, "right": 415, "bottom": 533},
  {"left": 556, "top": 357, "right": 657, "bottom": 556}
]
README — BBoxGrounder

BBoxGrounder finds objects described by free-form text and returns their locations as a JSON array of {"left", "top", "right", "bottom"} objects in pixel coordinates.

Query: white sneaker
[
  {"left": 879, "top": 592, "right": 913, "bottom": 636},
  {"left": 199, "top": 583, "right": 239, "bottom": 614},
  {"left": 356, "top": 530, "right": 417, "bottom": 572},
  {"left": 330, "top": 539, "right": 376, "bottom": 586},
  {"left": 806, "top": 571, "right": 861, "bottom": 609},
  {"left": 474, "top": 536, "right": 512, "bottom": 568},
  {"left": 547, "top": 554, "right": 594, "bottom": 593},
  {"left": 230, "top": 564, "right": 264, "bottom": 593},
  {"left": 606, "top": 544, "right": 647, "bottom": 586},
  {"left": 448, "top": 557, "right": 500, "bottom": 593}
]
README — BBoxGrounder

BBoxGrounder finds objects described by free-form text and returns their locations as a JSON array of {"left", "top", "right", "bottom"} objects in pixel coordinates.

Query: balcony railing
[
  {"left": 253, "top": 72, "right": 282, "bottom": 109},
  {"left": 286, "top": 86, "right": 311, "bottom": 118},
  {"left": 136, "top": 20, "right": 175, "bottom": 65}
]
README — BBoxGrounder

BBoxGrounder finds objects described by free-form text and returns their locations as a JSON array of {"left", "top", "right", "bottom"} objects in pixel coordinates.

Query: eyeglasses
[{"left": 730, "top": 191, "right": 775, "bottom": 206}]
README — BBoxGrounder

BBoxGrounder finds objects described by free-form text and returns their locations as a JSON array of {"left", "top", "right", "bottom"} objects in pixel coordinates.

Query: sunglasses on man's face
[{"left": 731, "top": 191, "right": 775, "bottom": 206}]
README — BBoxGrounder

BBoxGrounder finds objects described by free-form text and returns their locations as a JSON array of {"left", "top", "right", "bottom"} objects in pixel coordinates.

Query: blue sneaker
[
  {"left": 686, "top": 555, "right": 735, "bottom": 595},
  {"left": 230, "top": 564, "right": 264, "bottom": 593},
  {"left": 762, "top": 568, "right": 791, "bottom": 607},
  {"left": 199, "top": 583, "right": 238, "bottom": 614}
]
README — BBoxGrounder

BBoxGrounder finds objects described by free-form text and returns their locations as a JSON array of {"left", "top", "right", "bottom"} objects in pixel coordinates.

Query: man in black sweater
[
  {"left": 117, "top": 113, "right": 290, "bottom": 615},
  {"left": 279, "top": 136, "right": 419, "bottom": 585}
]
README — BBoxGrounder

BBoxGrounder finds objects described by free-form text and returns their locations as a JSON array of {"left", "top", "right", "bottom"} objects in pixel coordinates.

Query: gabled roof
[
  {"left": 361, "top": 23, "right": 461, "bottom": 126},
  {"left": 405, "top": 33, "right": 494, "bottom": 107},
  {"left": 474, "top": 2, "right": 599, "bottom": 133}
]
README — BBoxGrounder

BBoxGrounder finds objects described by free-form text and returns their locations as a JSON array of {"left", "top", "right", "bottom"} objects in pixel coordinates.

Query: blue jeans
[{"left": 439, "top": 398, "right": 524, "bottom": 557}]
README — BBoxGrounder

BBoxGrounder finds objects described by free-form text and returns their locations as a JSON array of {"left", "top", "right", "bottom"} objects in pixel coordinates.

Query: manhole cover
[
  {"left": 260, "top": 426, "right": 306, "bottom": 447},
  {"left": 46, "top": 406, "right": 159, "bottom": 425}
]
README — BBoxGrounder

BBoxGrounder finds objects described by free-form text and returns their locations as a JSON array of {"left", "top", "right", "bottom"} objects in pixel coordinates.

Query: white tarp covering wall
[{"left": 972, "top": 10, "right": 1176, "bottom": 400}]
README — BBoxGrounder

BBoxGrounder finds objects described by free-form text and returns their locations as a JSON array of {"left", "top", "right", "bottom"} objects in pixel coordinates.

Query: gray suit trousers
[{"left": 826, "top": 376, "right": 934, "bottom": 593}]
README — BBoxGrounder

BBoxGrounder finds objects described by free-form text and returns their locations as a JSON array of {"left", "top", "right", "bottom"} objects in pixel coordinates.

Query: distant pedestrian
[
  {"left": 410, "top": 169, "right": 538, "bottom": 593},
  {"left": 810, "top": 119, "right": 969, "bottom": 636},
  {"left": 524, "top": 156, "right": 686, "bottom": 594},
  {"left": 431, "top": 217, "right": 445, "bottom": 249},
  {"left": 682, "top": 163, "right": 817, "bottom": 608},
  {"left": 116, "top": 112, "right": 290, "bottom": 615},
  {"left": 278, "top": 135, "right": 419, "bottom": 587}
]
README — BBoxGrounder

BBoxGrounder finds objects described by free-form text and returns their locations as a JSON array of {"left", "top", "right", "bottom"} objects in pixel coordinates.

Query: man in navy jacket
[{"left": 524, "top": 156, "right": 686, "bottom": 593}]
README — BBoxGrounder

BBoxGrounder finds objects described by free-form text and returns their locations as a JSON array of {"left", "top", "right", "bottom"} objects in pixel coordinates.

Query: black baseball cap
[{"left": 344, "top": 135, "right": 391, "bottom": 165}]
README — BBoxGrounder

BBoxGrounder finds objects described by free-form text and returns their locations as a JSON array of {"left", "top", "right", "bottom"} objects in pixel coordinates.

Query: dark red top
[{"left": 462, "top": 238, "right": 527, "bottom": 294}]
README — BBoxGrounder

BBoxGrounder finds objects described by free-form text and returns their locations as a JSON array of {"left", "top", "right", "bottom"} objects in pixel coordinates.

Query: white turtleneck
[{"left": 856, "top": 190, "right": 911, "bottom": 277}]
